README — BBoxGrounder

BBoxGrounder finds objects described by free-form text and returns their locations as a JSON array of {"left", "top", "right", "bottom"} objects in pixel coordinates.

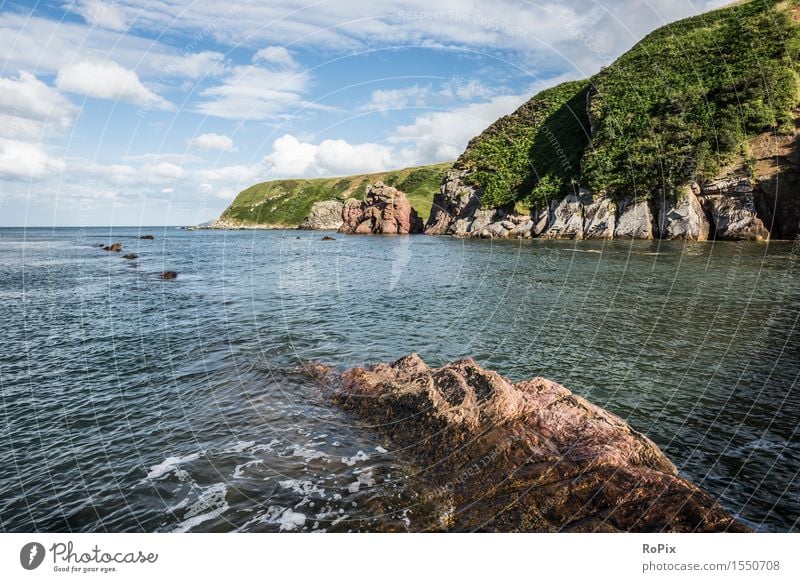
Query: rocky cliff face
[
  {"left": 338, "top": 182, "right": 423, "bottom": 234},
  {"left": 299, "top": 200, "right": 344, "bottom": 230},
  {"left": 318, "top": 354, "right": 748, "bottom": 532},
  {"left": 424, "top": 169, "right": 789, "bottom": 241}
]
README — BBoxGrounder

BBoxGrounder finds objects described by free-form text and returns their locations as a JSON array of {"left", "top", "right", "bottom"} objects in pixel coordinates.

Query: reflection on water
[{"left": 0, "top": 227, "right": 797, "bottom": 532}]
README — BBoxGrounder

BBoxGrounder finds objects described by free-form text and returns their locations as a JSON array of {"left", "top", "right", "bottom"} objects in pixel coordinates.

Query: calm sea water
[{"left": 0, "top": 227, "right": 798, "bottom": 532}]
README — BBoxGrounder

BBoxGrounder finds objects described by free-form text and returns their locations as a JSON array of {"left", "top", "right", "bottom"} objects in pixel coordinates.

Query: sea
[{"left": 0, "top": 227, "right": 798, "bottom": 532}]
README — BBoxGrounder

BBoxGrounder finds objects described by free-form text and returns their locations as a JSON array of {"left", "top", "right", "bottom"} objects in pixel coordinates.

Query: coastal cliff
[
  {"left": 315, "top": 354, "right": 749, "bottom": 532},
  {"left": 425, "top": 0, "right": 800, "bottom": 241}
]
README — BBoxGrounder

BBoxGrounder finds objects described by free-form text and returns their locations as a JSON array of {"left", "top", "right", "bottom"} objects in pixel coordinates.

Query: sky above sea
[{"left": 0, "top": 0, "right": 726, "bottom": 226}]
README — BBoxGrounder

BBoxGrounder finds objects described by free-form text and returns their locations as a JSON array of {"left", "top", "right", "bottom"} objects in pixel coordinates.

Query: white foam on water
[
  {"left": 292, "top": 446, "right": 328, "bottom": 462},
  {"left": 341, "top": 450, "right": 369, "bottom": 466},
  {"left": 279, "top": 478, "right": 325, "bottom": 497},
  {"left": 146, "top": 452, "right": 201, "bottom": 480},
  {"left": 250, "top": 439, "right": 282, "bottom": 453},
  {"left": 224, "top": 440, "right": 256, "bottom": 453},
  {"left": 232, "top": 459, "right": 264, "bottom": 479},
  {"left": 346, "top": 470, "right": 376, "bottom": 494},
  {"left": 173, "top": 483, "right": 229, "bottom": 533},
  {"left": 279, "top": 509, "right": 307, "bottom": 531}
]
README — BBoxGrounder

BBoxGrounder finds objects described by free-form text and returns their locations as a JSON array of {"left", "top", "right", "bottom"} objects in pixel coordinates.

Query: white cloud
[
  {"left": 264, "top": 134, "right": 398, "bottom": 178},
  {"left": 253, "top": 46, "right": 296, "bottom": 68},
  {"left": 149, "top": 162, "right": 184, "bottom": 179},
  {"left": 56, "top": 60, "right": 173, "bottom": 110},
  {"left": 0, "top": 72, "right": 79, "bottom": 139},
  {"left": 59, "top": 0, "right": 726, "bottom": 74},
  {"left": 391, "top": 94, "right": 528, "bottom": 162},
  {"left": 0, "top": 138, "right": 65, "bottom": 178},
  {"left": 166, "top": 51, "right": 228, "bottom": 79},
  {"left": 187, "top": 133, "right": 236, "bottom": 151},
  {"left": 194, "top": 65, "right": 316, "bottom": 121},
  {"left": 361, "top": 85, "right": 432, "bottom": 113},
  {"left": 75, "top": 0, "right": 128, "bottom": 31}
]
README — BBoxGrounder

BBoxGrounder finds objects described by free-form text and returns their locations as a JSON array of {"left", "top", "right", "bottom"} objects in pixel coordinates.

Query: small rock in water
[
  {"left": 122, "top": 253, "right": 138, "bottom": 260},
  {"left": 103, "top": 242, "right": 122, "bottom": 252},
  {"left": 160, "top": 271, "right": 178, "bottom": 280},
  {"left": 321, "top": 235, "right": 336, "bottom": 241},
  {"left": 139, "top": 235, "right": 155, "bottom": 240}
]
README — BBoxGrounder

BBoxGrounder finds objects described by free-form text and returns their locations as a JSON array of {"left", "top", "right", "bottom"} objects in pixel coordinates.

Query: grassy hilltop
[
  {"left": 458, "top": 0, "right": 800, "bottom": 208},
  {"left": 217, "top": 163, "right": 450, "bottom": 226}
]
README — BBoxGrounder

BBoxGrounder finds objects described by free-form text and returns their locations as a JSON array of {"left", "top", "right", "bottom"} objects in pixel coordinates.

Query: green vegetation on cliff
[
  {"left": 459, "top": 0, "right": 800, "bottom": 208},
  {"left": 218, "top": 163, "right": 450, "bottom": 226}
]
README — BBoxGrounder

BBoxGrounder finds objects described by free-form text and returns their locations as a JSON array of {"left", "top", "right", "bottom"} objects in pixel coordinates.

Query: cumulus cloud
[
  {"left": 64, "top": 0, "right": 726, "bottom": 73},
  {"left": 264, "top": 134, "right": 398, "bottom": 178},
  {"left": 164, "top": 51, "right": 228, "bottom": 79},
  {"left": 0, "top": 72, "right": 79, "bottom": 139},
  {"left": 361, "top": 85, "right": 432, "bottom": 113},
  {"left": 75, "top": 0, "right": 128, "bottom": 31},
  {"left": 0, "top": 138, "right": 65, "bottom": 178},
  {"left": 187, "top": 132, "right": 236, "bottom": 151},
  {"left": 194, "top": 64, "right": 319, "bottom": 121},
  {"left": 56, "top": 60, "right": 173, "bottom": 109},
  {"left": 252, "top": 46, "right": 297, "bottom": 68},
  {"left": 390, "top": 94, "right": 529, "bottom": 162}
]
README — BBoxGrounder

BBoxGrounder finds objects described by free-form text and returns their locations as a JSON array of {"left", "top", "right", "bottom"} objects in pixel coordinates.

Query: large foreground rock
[
  {"left": 300, "top": 200, "right": 344, "bottom": 230},
  {"left": 339, "top": 182, "right": 423, "bottom": 234},
  {"left": 324, "top": 354, "right": 748, "bottom": 532}
]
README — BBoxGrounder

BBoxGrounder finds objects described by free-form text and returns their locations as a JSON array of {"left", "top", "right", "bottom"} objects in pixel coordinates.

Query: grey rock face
[
  {"left": 614, "top": 198, "right": 655, "bottom": 239},
  {"left": 543, "top": 194, "right": 584, "bottom": 239},
  {"left": 300, "top": 200, "right": 345, "bottom": 230},
  {"left": 659, "top": 186, "right": 709, "bottom": 241},
  {"left": 583, "top": 196, "right": 616, "bottom": 239},
  {"left": 425, "top": 168, "right": 482, "bottom": 235},
  {"left": 699, "top": 178, "right": 769, "bottom": 240}
]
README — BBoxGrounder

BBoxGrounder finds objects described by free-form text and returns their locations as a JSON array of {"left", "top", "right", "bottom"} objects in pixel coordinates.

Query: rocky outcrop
[
  {"left": 338, "top": 182, "right": 423, "bottom": 235},
  {"left": 659, "top": 186, "right": 710, "bottom": 241},
  {"left": 103, "top": 242, "right": 122, "bottom": 252},
  {"left": 542, "top": 193, "right": 585, "bottom": 239},
  {"left": 699, "top": 178, "right": 769, "bottom": 241},
  {"left": 300, "top": 200, "right": 344, "bottom": 230},
  {"left": 614, "top": 198, "right": 656, "bottom": 239},
  {"left": 160, "top": 271, "right": 178, "bottom": 280},
  {"left": 425, "top": 168, "right": 482, "bottom": 235},
  {"left": 583, "top": 195, "right": 616, "bottom": 239},
  {"left": 322, "top": 354, "right": 748, "bottom": 532}
]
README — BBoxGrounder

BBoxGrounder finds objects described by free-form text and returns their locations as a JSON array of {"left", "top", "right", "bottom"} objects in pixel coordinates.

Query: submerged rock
[
  {"left": 139, "top": 235, "right": 155, "bottom": 240},
  {"left": 339, "top": 182, "right": 423, "bottom": 235},
  {"left": 122, "top": 253, "right": 138, "bottom": 260},
  {"left": 324, "top": 354, "right": 748, "bottom": 532},
  {"left": 321, "top": 235, "right": 336, "bottom": 241},
  {"left": 160, "top": 271, "right": 178, "bottom": 280},
  {"left": 300, "top": 200, "right": 345, "bottom": 230},
  {"left": 103, "top": 242, "right": 122, "bottom": 252}
]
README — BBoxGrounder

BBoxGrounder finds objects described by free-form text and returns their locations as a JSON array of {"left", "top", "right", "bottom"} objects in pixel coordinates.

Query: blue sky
[{"left": 0, "top": 0, "right": 725, "bottom": 226}]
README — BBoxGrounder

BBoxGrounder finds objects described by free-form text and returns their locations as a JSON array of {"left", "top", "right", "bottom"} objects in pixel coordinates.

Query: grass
[
  {"left": 218, "top": 162, "right": 451, "bottom": 226},
  {"left": 456, "top": 0, "right": 800, "bottom": 207}
]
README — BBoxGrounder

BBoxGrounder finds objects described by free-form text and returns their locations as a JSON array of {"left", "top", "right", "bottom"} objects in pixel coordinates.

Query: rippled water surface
[{"left": 1, "top": 227, "right": 798, "bottom": 532}]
